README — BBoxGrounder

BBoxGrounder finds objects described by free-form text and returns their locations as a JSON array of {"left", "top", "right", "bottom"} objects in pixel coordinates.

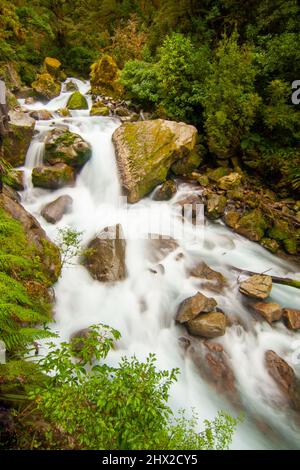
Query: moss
[
  {"left": 32, "top": 73, "right": 61, "bottom": 100},
  {"left": 90, "top": 103, "right": 110, "bottom": 116},
  {"left": 206, "top": 193, "right": 227, "bottom": 219},
  {"left": 261, "top": 237, "right": 279, "bottom": 254},
  {"left": 207, "top": 167, "right": 230, "bottom": 183},
  {"left": 67, "top": 91, "right": 88, "bottom": 110},
  {"left": 32, "top": 165, "right": 75, "bottom": 190},
  {"left": 90, "top": 55, "right": 124, "bottom": 99},
  {"left": 268, "top": 220, "right": 294, "bottom": 241},
  {"left": 236, "top": 209, "right": 268, "bottom": 241},
  {"left": 44, "top": 57, "right": 61, "bottom": 76},
  {"left": 283, "top": 238, "right": 298, "bottom": 255},
  {"left": 171, "top": 151, "right": 201, "bottom": 175}
]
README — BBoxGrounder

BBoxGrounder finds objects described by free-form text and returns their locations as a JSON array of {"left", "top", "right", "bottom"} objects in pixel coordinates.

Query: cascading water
[{"left": 19, "top": 80, "right": 300, "bottom": 450}]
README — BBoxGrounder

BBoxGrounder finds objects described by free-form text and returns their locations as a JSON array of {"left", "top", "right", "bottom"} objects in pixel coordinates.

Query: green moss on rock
[
  {"left": 90, "top": 55, "right": 123, "bottom": 99},
  {"left": 32, "top": 164, "right": 75, "bottom": 190},
  {"left": 236, "top": 209, "right": 268, "bottom": 241},
  {"left": 67, "top": 91, "right": 88, "bottom": 110},
  {"left": 32, "top": 73, "right": 61, "bottom": 101}
]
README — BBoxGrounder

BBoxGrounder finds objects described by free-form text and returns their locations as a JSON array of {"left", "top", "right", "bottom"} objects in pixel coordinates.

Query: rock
[
  {"left": 261, "top": 237, "right": 279, "bottom": 254},
  {"left": 178, "top": 336, "right": 191, "bottom": 350},
  {"left": 83, "top": 224, "right": 127, "bottom": 282},
  {"left": 218, "top": 172, "right": 242, "bottom": 190},
  {"left": 112, "top": 119, "right": 199, "bottom": 202},
  {"left": 153, "top": 180, "right": 177, "bottom": 201},
  {"left": 206, "top": 193, "right": 227, "bottom": 219},
  {"left": 235, "top": 209, "right": 268, "bottom": 241},
  {"left": 265, "top": 350, "right": 300, "bottom": 411},
  {"left": 203, "top": 343, "right": 236, "bottom": 396},
  {"left": 114, "top": 106, "right": 131, "bottom": 117},
  {"left": 56, "top": 108, "right": 71, "bottom": 117},
  {"left": 29, "top": 109, "right": 53, "bottom": 121},
  {"left": 65, "top": 80, "right": 78, "bottom": 92},
  {"left": 2, "top": 111, "right": 35, "bottom": 167},
  {"left": 283, "top": 309, "right": 300, "bottom": 330},
  {"left": 67, "top": 91, "right": 88, "bottom": 110},
  {"left": 70, "top": 328, "right": 92, "bottom": 355},
  {"left": 224, "top": 209, "right": 241, "bottom": 229},
  {"left": 189, "top": 262, "right": 226, "bottom": 292},
  {"left": 176, "top": 292, "right": 217, "bottom": 324},
  {"left": 44, "top": 57, "right": 61, "bottom": 77},
  {"left": 0, "top": 193, "right": 61, "bottom": 283},
  {"left": 90, "top": 55, "right": 123, "bottom": 99},
  {"left": 9, "top": 170, "right": 25, "bottom": 191},
  {"left": 268, "top": 220, "right": 297, "bottom": 255},
  {"left": 171, "top": 151, "right": 201, "bottom": 176},
  {"left": 283, "top": 238, "right": 297, "bottom": 255},
  {"left": 90, "top": 102, "right": 110, "bottom": 116},
  {"left": 239, "top": 275, "right": 272, "bottom": 300},
  {"left": 32, "top": 73, "right": 61, "bottom": 100},
  {"left": 253, "top": 302, "right": 282, "bottom": 323},
  {"left": 177, "top": 194, "right": 202, "bottom": 222},
  {"left": 44, "top": 129, "right": 92, "bottom": 170},
  {"left": 41, "top": 195, "right": 73, "bottom": 224},
  {"left": 187, "top": 312, "right": 226, "bottom": 338},
  {"left": 32, "top": 164, "right": 75, "bottom": 190},
  {"left": 207, "top": 167, "right": 230, "bottom": 183},
  {"left": 146, "top": 235, "right": 179, "bottom": 262}
]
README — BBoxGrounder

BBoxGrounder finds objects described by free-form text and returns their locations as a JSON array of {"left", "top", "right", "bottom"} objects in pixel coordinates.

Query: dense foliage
[{"left": 28, "top": 324, "right": 240, "bottom": 450}]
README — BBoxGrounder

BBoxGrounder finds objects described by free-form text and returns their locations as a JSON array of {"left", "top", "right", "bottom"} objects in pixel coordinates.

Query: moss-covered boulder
[
  {"left": 44, "top": 129, "right": 92, "bottom": 170},
  {"left": 235, "top": 209, "right": 268, "bottom": 241},
  {"left": 206, "top": 193, "right": 227, "bottom": 220},
  {"left": 268, "top": 220, "right": 297, "bottom": 254},
  {"left": 44, "top": 57, "right": 61, "bottom": 77},
  {"left": 67, "top": 91, "right": 88, "bottom": 110},
  {"left": 218, "top": 172, "right": 242, "bottom": 190},
  {"left": 112, "top": 119, "right": 199, "bottom": 203},
  {"left": 90, "top": 55, "right": 123, "bottom": 99},
  {"left": 32, "top": 164, "right": 75, "bottom": 190},
  {"left": 223, "top": 209, "right": 241, "bottom": 229},
  {"left": 207, "top": 167, "right": 230, "bottom": 183},
  {"left": 3, "top": 111, "right": 35, "bottom": 167},
  {"left": 261, "top": 237, "right": 279, "bottom": 254},
  {"left": 90, "top": 102, "right": 110, "bottom": 116},
  {"left": 153, "top": 180, "right": 177, "bottom": 201},
  {"left": 32, "top": 72, "right": 61, "bottom": 101}
]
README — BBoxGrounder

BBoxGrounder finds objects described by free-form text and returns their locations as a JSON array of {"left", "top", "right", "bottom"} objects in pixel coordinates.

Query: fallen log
[{"left": 228, "top": 265, "right": 300, "bottom": 290}]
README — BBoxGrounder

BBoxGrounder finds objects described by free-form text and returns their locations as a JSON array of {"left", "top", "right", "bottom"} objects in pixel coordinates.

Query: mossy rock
[
  {"left": 224, "top": 210, "right": 241, "bottom": 228},
  {"left": 32, "top": 72, "right": 61, "bottom": 101},
  {"left": 283, "top": 238, "right": 298, "bottom": 255},
  {"left": 67, "top": 91, "right": 88, "bottom": 110},
  {"left": 65, "top": 80, "right": 78, "bottom": 92},
  {"left": 44, "top": 57, "right": 61, "bottom": 76},
  {"left": 32, "top": 164, "right": 75, "bottom": 190},
  {"left": 261, "top": 237, "right": 279, "bottom": 254},
  {"left": 153, "top": 180, "right": 177, "bottom": 201},
  {"left": 171, "top": 151, "right": 201, "bottom": 176},
  {"left": 207, "top": 167, "right": 230, "bottom": 183},
  {"left": 268, "top": 220, "right": 294, "bottom": 242},
  {"left": 206, "top": 193, "right": 227, "bottom": 219},
  {"left": 3, "top": 111, "right": 35, "bottom": 167},
  {"left": 90, "top": 55, "right": 123, "bottom": 99},
  {"left": 44, "top": 129, "right": 92, "bottom": 170},
  {"left": 218, "top": 172, "right": 242, "bottom": 190},
  {"left": 90, "top": 103, "right": 109, "bottom": 116},
  {"left": 56, "top": 108, "right": 71, "bottom": 117},
  {"left": 112, "top": 119, "right": 199, "bottom": 203},
  {"left": 235, "top": 209, "right": 268, "bottom": 241}
]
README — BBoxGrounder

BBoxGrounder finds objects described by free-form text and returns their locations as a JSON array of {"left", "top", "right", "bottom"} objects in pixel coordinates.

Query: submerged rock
[
  {"left": 153, "top": 180, "right": 177, "bottom": 201},
  {"left": 83, "top": 224, "right": 127, "bottom": 282},
  {"left": 41, "top": 195, "right": 73, "bottom": 224},
  {"left": 67, "top": 91, "right": 88, "bottom": 110},
  {"left": 44, "top": 128, "right": 92, "bottom": 170},
  {"left": 283, "top": 309, "right": 300, "bottom": 330},
  {"left": 253, "top": 302, "right": 282, "bottom": 323},
  {"left": 189, "top": 262, "right": 226, "bottom": 292},
  {"left": 146, "top": 235, "right": 179, "bottom": 263},
  {"left": 176, "top": 292, "right": 217, "bottom": 323},
  {"left": 239, "top": 275, "right": 272, "bottom": 300},
  {"left": 32, "top": 164, "right": 75, "bottom": 190},
  {"left": 3, "top": 111, "right": 35, "bottom": 167},
  {"left": 112, "top": 119, "right": 199, "bottom": 203},
  {"left": 187, "top": 312, "right": 226, "bottom": 338}
]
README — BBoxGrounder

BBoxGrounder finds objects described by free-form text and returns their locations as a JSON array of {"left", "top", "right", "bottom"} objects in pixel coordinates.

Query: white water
[{"left": 19, "top": 80, "right": 300, "bottom": 450}]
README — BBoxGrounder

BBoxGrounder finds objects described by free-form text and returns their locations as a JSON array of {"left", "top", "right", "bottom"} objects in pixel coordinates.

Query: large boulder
[
  {"left": 235, "top": 209, "right": 268, "bottom": 242},
  {"left": 44, "top": 129, "right": 92, "bottom": 170},
  {"left": 283, "top": 309, "right": 300, "bottom": 330},
  {"left": 83, "top": 224, "right": 127, "bottom": 283},
  {"left": 32, "top": 164, "right": 75, "bottom": 190},
  {"left": 239, "top": 275, "right": 272, "bottom": 300},
  {"left": 112, "top": 119, "right": 199, "bottom": 203},
  {"left": 32, "top": 73, "right": 61, "bottom": 101},
  {"left": 90, "top": 55, "right": 123, "bottom": 99},
  {"left": 3, "top": 111, "right": 35, "bottom": 167},
  {"left": 187, "top": 312, "right": 226, "bottom": 338},
  {"left": 265, "top": 350, "right": 300, "bottom": 412},
  {"left": 176, "top": 292, "right": 217, "bottom": 323},
  {"left": 67, "top": 91, "right": 88, "bottom": 110},
  {"left": 0, "top": 193, "right": 61, "bottom": 283},
  {"left": 253, "top": 302, "right": 282, "bottom": 324},
  {"left": 41, "top": 195, "right": 73, "bottom": 224}
]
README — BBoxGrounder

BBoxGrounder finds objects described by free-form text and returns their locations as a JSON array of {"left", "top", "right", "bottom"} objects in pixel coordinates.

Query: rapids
[{"left": 18, "top": 79, "right": 300, "bottom": 450}]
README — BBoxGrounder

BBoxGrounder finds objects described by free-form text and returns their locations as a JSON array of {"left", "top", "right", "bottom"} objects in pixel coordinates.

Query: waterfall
[{"left": 19, "top": 79, "right": 300, "bottom": 450}]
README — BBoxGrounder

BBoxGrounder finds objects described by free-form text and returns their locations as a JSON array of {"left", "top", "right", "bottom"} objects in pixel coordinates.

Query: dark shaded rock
[
  {"left": 41, "top": 195, "right": 73, "bottom": 224},
  {"left": 153, "top": 180, "right": 177, "bottom": 201}
]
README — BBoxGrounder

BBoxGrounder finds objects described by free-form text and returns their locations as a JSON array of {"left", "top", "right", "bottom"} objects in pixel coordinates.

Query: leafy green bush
[
  {"left": 121, "top": 60, "right": 159, "bottom": 105},
  {"left": 30, "top": 324, "right": 240, "bottom": 450}
]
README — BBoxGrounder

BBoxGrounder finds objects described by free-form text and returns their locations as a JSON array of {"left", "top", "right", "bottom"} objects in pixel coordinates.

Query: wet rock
[
  {"left": 177, "top": 194, "right": 202, "bottom": 221},
  {"left": 114, "top": 106, "right": 131, "bottom": 117},
  {"left": 70, "top": 328, "right": 92, "bottom": 355},
  {"left": 178, "top": 336, "right": 191, "bottom": 350},
  {"left": 83, "top": 224, "right": 127, "bottom": 283},
  {"left": 235, "top": 209, "right": 268, "bottom": 242},
  {"left": 253, "top": 302, "right": 282, "bottom": 323},
  {"left": 187, "top": 312, "right": 226, "bottom": 338},
  {"left": 239, "top": 275, "right": 272, "bottom": 300},
  {"left": 283, "top": 309, "right": 300, "bottom": 330},
  {"left": 261, "top": 237, "right": 280, "bottom": 254},
  {"left": 65, "top": 80, "right": 79, "bottom": 92},
  {"left": 9, "top": 170, "right": 24, "bottom": 191},
  {"left": 189, "top": 261, "right": 226, "bottom": 292},
  {"left": 32, "top": 164, "right": 75, "bottom": 190},
  {"left": 67, "top": 91, "right": 88, "bottom": 110},
  {"left": 206, "top": 193, "right": 227, "bottom": 220},
  {"left": 3, "top": 111, "right": 35, "bottom": 167},
  {"left": 223, "top": 209, "right": 241, "bottom": 229},
  {"left": 265, "top": 350, "right": 300, "bottom": 411},
  {"left": 218, "top": 172, "right": 242, "bottom": 190},
  {"left": 44, "top": 128, "right": 92, "bottom": 170},
  {"left": 176, "top": 292, "right": 217, "bottom": 324},
  {"left": 112, "top": 119, "right": 199, "bottom": 203},
  {"left": 203, "top": 344, "right": 236, "bottom": 395},
  {"left": 32, "top": 72, "right": 61, "bottom": 101},
  {"left": 41, "top": 195, "right": 73, "bottom": 224},
  {"left": 90, "top": 55, "right": 123, "bottom": 99},
  {"left": 146, "top": 235, "right": 179, "bottom": 262},
  {"left": 153, "top": 180, "right": 177, "bottom": 201},
  {"left": 29, "top": 109, "right": 53, "bottom": 121},
  {"left": 90, "top": 102, "right": 109, "bottom": 116}
]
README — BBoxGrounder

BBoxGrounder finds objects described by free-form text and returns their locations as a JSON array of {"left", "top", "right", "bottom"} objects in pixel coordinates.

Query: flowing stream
[{"left": 18, "top": 79, "right": 300, "bottom": 450}]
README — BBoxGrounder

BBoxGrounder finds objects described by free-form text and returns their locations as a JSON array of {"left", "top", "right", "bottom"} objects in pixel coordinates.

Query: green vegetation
[{"left": 24, "top": 324, "right": 240, "bottom": 450}]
